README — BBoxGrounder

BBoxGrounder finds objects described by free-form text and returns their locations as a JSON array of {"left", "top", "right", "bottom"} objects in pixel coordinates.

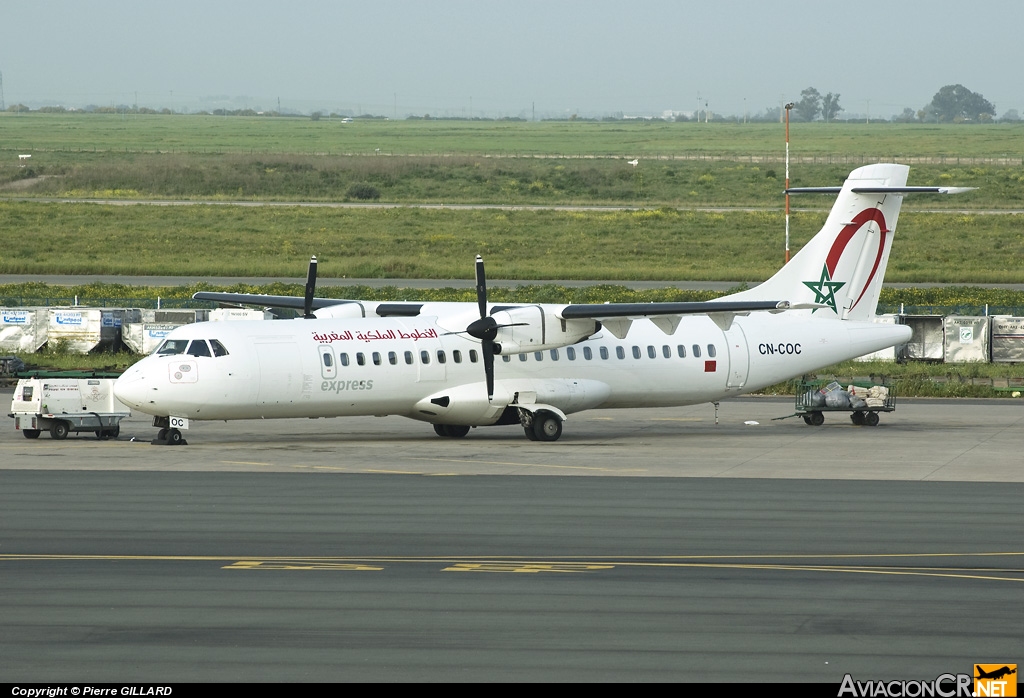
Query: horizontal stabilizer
[{"left": 786, "top": 186, "right": 976, "bottom": 195}]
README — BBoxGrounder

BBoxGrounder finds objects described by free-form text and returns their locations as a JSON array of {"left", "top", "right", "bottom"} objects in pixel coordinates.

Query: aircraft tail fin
[{"left": 725, "top": 163, "right": 911, "bottom": 321}]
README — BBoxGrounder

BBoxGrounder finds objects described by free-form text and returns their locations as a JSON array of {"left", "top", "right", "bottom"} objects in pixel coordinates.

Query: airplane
[{"left": 113, "top": 164, "right": 971, "bottom": 444}]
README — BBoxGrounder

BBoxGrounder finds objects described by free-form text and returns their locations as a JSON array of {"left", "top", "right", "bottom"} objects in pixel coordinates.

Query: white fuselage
[{"left": 114, "top": 305, "right": 911, "bottom": 428}]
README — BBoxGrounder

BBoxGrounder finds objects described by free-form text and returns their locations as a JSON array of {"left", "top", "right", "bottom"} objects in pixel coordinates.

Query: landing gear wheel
[
  {"left": 532, "top": 411, "right": 563, "bottom": 442},
  {"left": 166, "top": 428, "right": 183, "bottom": 445},
  {"left": 108, "top": 425, "right": 120, "bottom": 439},
  {"left": 433, "top": 424, "right": 471, "bottom": 438},
  {"left": 523, "top": 426, "right": 538, "bottom": 441},
  {"left": 851, "top": 411, "right": 865, "bottom": 425},
  {"left": 157, "top": 428, "right": 169, "bottom": 441},
  {"left": 808, "top": 411, "right": 825, "bottom": 427},
  {"left": 864, "top": 411, "right": 880, "bottom": 427},
  {"left": 23, "top": 429, "right": 41, "bottom": 439},
  {"left": 50, "top": 421, "right": 69, "bottom": 440}
]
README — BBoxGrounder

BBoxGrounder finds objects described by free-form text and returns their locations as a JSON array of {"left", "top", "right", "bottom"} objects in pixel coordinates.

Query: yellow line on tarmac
[
  {"left": 363, "top": 468, "right": 424, "bottom": 475},
  {"left": 407, "top": 456, "right": 646, "bottom": 473}
]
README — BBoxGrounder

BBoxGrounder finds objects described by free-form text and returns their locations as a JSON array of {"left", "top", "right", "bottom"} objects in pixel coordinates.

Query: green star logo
[{"left": 802, "top": 264, "right": 846, "bottom": 314}]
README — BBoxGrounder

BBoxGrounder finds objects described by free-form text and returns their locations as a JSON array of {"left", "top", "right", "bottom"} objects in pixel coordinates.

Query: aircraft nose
[{"left": 114, "top": 365, "right": 153, "bottom": 410}]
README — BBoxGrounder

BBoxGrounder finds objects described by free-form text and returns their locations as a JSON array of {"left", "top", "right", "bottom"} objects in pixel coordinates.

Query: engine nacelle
[{"left": 491, "top": 305, "right": 598, "bottom": 355}]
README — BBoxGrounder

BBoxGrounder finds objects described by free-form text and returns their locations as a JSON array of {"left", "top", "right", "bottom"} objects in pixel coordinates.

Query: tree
[
  {"left": 1000, "top": 109, "right": 1021, "bottom": 123},
  {"left": 794, "top": 87, "right": 821, "bottom": 122},
  {"left": 923, "top": 84, "right": 995, "bottom": 122},
  {"left": 894, "top": 108, "right": 917, "bottom": 123},
  {"left": 821, "top": 92, "right": 842, "bottom": 122}
]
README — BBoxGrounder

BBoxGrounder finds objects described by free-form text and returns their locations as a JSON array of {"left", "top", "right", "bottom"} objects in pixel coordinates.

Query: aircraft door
[
  {"left": 319, "top": 345, "right": 337, "bottom": 379},
  {"left": 254, "top": 339, "right": 303, "bottom": 406},
  {"left": 722, "top": 324, "right": 750, "bottom": 388}
]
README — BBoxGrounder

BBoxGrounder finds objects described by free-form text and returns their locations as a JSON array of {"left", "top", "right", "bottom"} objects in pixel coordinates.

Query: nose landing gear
[{"left": 151, "top": 417, "right": 188, "bottom": 446}]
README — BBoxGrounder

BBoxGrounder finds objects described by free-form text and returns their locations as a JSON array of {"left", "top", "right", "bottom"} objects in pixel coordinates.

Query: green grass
[
  {"left": 3, "top": 113, "right": 1024, "bottom": 158},
  {"left": 1, "top": 202, "right": 1022, "bottom": 282},
  {"left": 4, "top": 153, "right": 1023, "bottom": 209}
]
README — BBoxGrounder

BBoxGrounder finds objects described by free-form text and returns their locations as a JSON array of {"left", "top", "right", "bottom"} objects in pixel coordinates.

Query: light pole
[{"left": 784, "top": 102, "right": 794, "bottom": 264}]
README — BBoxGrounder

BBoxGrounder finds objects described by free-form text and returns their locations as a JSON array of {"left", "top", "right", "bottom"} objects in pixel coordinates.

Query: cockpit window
[
  {"left": 187, "top": 340, "right": 212, "bottom": 357},
  {"left": 156, "top": 339, "right": 189, "bottom": 355},
  {"left": 209, "top": 339, "right": 229, "bottom": 357}
]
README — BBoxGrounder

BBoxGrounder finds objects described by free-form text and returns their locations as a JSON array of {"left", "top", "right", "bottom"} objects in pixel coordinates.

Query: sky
[{"left": 1, "top": 0, "right": 1021, "bottom": 119}]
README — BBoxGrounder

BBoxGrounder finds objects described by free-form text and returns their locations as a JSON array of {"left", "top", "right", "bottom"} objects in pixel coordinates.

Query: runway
[{"left": 2, "top": 395, "right": 1023, "bottom": 681}]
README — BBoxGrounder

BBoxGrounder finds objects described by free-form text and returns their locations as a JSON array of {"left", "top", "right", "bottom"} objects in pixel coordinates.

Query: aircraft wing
[
  {"left": 559, "top": 300, "right": 788, "bottom": 319},
  {"left": 559, "top": 299, "right": 794, "bottom": 337},
  {"left": 192, "top": 291, "right": 352, "bottom": 310}
]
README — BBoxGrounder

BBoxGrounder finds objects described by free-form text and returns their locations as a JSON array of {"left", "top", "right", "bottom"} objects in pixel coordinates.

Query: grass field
[
  {"left": 4, "top": 153, "right": 1023, "bottom": 209},
  {"left": 1, "top": 202, "right": 1022, "bottom": 283},
  {"left": 3, "top": 113, "right": 1024, "bottom": 158}
]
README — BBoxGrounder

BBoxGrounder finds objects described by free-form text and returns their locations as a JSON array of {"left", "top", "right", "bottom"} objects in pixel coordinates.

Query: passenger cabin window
[
  {"left": 372, "top": 352, "right": 382, "bottom": 366},
  {"left": 583, "top": 347, "right": 593, "bottom": 360},
  {"left": 437, "top": 350, "right": 446, "bottom": 364},
  {"left": 519, "top": 354, "right": 527, "bottom": 362},
  {"left": 534, "top": 351, "right": 543, "bottom": 361},
  {"left": 677, "top": 345, "right": 686, "bottom": 358},
  {"left": 453, "top": 350, "right": 463, "bottom": 363},
  {"left": 469, "top": 350, "right": 479, "bottom": 363},
  {"left": 389, "top": 351, "right": 398, "bottom": 365},
  {"left": 616, "top": 347, "right": 625, "bottom": 360},
  {"left": 420, "top": 350, "right": 430, "bottom": 364},
  {"left": 502, "top": 355, "right": 511, "bottom": 363},
  {"left": 566, "top": 347, "right": 576, "bottom": 361},
  {"left": 648, "top": 346, "right": 657, "bottom": 359},
  {"left": 340, "top": 353, "right": 350, "bottom": 366},
  {"left": 632, "top": 346, "right": 641, "bottom": 359},
  {"left": 404, "top": 351, "right": 414, "bottom": 365},
  {"left": 187, "top": 340, "right": 211, "bottom": 357},
  {"left": 356, "top": 352, "right": 366, "bottom": 366},
  {"left": 322, "top": 352, "right": 333, "bottom": 367},
  {"left": 692, "top": 344, "right": 702, "bottom": 358},
  {"left": 599, "top": 347, "right": 609, "bottom": 360},
  {"left": 662, "top": 345, "right": 671, "bottom": 359},
  {"left": 210, "top": 339, "right": 229, "bottom": 356},
  {"left": 707, "top": 344, "right": 717, "bottom": 358},
  {"left": 550, "top": 349, "right": 559, "bottom": 361},
  {"left": 156, "top": 339, "right": 189, "bottom": 355}
]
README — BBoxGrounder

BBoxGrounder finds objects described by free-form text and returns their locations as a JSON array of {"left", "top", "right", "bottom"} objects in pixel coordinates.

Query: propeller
[
  {"left": 466, "top": 255, "right": 499, "bottom": 400},
  {"left": 303, "top": 255, "right": 318, "bottom": 319}
]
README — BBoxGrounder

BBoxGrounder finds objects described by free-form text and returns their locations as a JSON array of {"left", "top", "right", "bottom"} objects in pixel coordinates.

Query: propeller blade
[
  {"left": 482, "top": 340, "right": 495, "bottom": 401},
  {"left": 471, "top": 254, "right": 497, "bottom": 401},
  {"left": 303, "top": 255, "right": 318, "bottom": 319},
  {"left": 475, "top": 255, "right": 487, "bottom": 319}
]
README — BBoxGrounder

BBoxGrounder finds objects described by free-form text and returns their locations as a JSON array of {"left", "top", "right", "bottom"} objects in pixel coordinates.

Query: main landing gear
[
  {"left": 433, "top": 424, "right": 471, "bottom": 438},
  {"left": 522, "top": 410, "right": 563, "bottom": 442},
  {"left": 429, "top": 409, "right": 565, "bottom": 442}
]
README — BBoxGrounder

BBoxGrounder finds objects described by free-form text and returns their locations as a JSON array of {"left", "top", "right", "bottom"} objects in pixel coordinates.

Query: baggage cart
[{"left": 792, "top": 379, "right": 895, "bottom": 427}]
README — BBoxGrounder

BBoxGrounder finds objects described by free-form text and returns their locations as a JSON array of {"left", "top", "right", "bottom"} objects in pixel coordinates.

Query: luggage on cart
[{"left": 793, "top": 379, "right": 895, "bottom": 427}]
